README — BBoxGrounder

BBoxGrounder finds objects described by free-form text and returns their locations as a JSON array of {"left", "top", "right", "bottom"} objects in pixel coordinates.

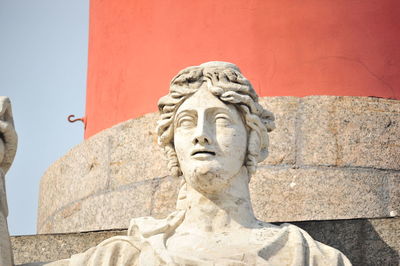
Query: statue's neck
[{"left": 177, "top": 167, "right": 257, "bottom": 234}]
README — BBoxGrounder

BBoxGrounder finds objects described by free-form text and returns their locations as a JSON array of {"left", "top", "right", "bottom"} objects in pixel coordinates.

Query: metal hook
[{"left": 68, "top": 114, "right": 84, "bottom": 123}]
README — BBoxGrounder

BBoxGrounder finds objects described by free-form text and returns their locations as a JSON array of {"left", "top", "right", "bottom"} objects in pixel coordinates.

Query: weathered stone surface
[
  {"left": 251, "top": 166, "right": 399, "bottom": 222},
  {"left": 336, "top": 97, "right": 400, "bottom": 170},
  {"left": 150, "top": 176, "right": 180, "bottom": 218},
  {"left": 39, "top": 165, "right": 399, "bottom": 233},
  {"left": 0, "top": 96, "right": 18, "bottom": 266},
  {"left": 293, "top": 217, "right": 400, "bottom": 266},
  {"left": 37, "top": 96, "right": 400, "bottom": 233},
  {"left": 14, "top": 218, "right": 400, "bottom": 265},
  {"left": 366, "top": 218, "right": 400, "bottom": 264},
  {"left": 259, "top": 97, "right": 298, "bottom": 166},
  {"left": 297, "top": 97, "right": 338, "bottom": 166},
  {"left": 38, "top": 181, "right": 155, "bottom": 234},
  {"left": 38, "top": 136, "right": 111, "bottom": 231},
  {"left": 108, "top": 113, "right": 168, "bottom": 188},
  {"left": 298, "top": 96, "right": 400, "bottom": 170},
  {"left": 389, "top": 174, "right": 400, "bottom": 217},
  {"left": 11, "top": 230, "right": 126, "bottom": 265},
  {"left": 38, "top": 177, "right": 181, "bottom": 234}
]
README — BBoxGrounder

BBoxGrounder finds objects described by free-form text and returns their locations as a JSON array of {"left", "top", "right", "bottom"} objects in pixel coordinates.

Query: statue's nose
[
  {"left": 193, "top": 134, "right": 211, "bottom": 145},
  {"left": 192, "top": 118, "right": 212, "bottom": 145}
]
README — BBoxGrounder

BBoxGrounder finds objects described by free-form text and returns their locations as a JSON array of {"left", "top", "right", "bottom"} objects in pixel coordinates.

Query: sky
[{"left": 0, "top": 0, "right": 89, "bottom": 235}]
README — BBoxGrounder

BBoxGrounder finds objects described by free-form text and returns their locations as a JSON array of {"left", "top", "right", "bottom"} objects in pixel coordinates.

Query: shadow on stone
[{"left": 289, "top": 218, "right": 399, "bottom": 266}]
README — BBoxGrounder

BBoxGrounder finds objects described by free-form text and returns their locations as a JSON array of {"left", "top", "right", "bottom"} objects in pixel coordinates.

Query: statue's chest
[{"left": 166, "top": 231, "right": 265, "bottom": 258}]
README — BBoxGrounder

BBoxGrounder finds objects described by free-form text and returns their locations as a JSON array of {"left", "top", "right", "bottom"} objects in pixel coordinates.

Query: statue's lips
[{"left": 191, "top": 150, "right": 216, "bottom": 159}]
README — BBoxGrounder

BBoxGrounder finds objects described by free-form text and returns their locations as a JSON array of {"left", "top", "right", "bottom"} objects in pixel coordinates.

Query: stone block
[
  {"left": 389, "top": 174, "right": 400, "bottom": 217},
  {"left": 250, "top": 166, "right": 399, "bottom": 222},
  {"left": 297, "top": 96, "right": 342, "bottom": 166},
  {"left": 108, "top": 113, "right": 169, "bottom": 188},
  {"left": 298, "top": 96, "right": 400, "bottom": 170},
  {"left": 335, "top": 97, "right": 400, "bottom": 170},
  {"left": 11, "top": 230, "right": 126, "bottom": 265},
  {"left": 367, "top": 218, "right": 400, "bottom": 264},
  {"left": 293, "top": 217, "right": 400, "bottom": 266},
  {"left": 38, "top": 176, "right": 182, "bottom": 234},
  {"left": 150, "top": 176, "right": 180, "bottom": 218},
  {"left": 37, "top": 135, "right": 111, "bottom": 231},
  {"left": 39, "top": 164, "right": 398, "bottom": 233},
  {"left": 260, "top": 97, "right": 298, "bottom": 165},
  {"left": 38, "top": 181, "right": 154, "bottom": 234}
]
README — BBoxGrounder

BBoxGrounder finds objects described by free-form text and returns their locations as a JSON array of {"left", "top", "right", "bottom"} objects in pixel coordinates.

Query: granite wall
[
  {"left": 37, "top": 96, "right": 400, "bottom": 234},
  {"left": 13, "top": 217, "right": 400, "bottom": 265}
]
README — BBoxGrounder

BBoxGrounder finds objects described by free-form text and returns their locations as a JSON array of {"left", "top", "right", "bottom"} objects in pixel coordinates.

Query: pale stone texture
[
  {"left": 39, "top": 181, "right": 156, "bottom": 233},
  {"left": 107, "top": 113, "right": 166, "bottom": 188},
  {"left": 39, "top": 177, "right": 181, "bottom": 233},
  {"left": 298, "top": 96, "right": 400, "bottom": 169},
  {"left": 259, "top": 97, "right": 298, "bottom": 166},
  {"left": 14, "top": 218, "right": 400, "bottom": 265},
  {"left": 39, "top": 167, "right": 400, "bottom": 234},
  {"left": 38, "top": 96, "right": 400, "bottom": 234},
  {"left": 38, "top": 136, "right": 111, "bottom": 232},
  {"left": 251, "top": 166, "right": 399, "bottom": 222},
  {"left": 149, "top": 176, "right": 181, "bottom": 218},
  {"left": 12, "top": 230, "right": 126, "bottom": 265},
  {"left": 0, "top": 96, "right": 18, "bottom": 266}
]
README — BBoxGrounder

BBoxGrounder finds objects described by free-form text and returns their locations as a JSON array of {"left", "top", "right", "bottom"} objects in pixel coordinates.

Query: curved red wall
[{"left": 85, "top": 0, "right": 400, "bottom": 138}]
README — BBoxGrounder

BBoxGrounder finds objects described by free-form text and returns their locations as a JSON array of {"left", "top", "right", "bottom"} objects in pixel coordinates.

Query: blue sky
[{"left": 0, "top": 0, "right": 89, "bottom": 235}]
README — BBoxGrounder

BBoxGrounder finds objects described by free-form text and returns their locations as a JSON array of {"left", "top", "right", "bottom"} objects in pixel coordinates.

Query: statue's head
[{"left": 157, "top": 62, "right": 274, "bottom": 192}]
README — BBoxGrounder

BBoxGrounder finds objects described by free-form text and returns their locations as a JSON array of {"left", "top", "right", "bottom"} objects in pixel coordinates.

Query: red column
[{"left": 85, "top": 0, "right": 400, "bottom": 138}]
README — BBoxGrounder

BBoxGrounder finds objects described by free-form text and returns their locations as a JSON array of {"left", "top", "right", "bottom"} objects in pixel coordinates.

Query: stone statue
[
  {"left": 0, "top": 96, "right": 17, "bottom": 266},
  {"left": 48, "top": 62, "right": 351, "bottom": 265}
]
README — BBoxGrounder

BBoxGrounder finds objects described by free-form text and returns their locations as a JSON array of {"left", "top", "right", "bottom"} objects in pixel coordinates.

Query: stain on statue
[
  {"left": 0, "top": 97, "right": 17, "bottom": 266},
  {"left": 48, "top": 62, "right": 352, "bottom": 265}
]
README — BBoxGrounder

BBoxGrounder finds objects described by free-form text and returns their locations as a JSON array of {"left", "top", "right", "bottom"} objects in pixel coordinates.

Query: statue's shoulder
[
  {"left": 128, "top": 210, "right": 186, "bottom": 238},
  {"left": 252, "top": 222, "right": 352, "bottom": 266}
]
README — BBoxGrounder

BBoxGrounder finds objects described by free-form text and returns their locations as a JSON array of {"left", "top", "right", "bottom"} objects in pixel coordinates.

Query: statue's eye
[
  {"left": 177, "top": 116, "right": 195, "bottom": 128},
  {"left": 215, "top": 114, "right": 232, "bottom": 126}
]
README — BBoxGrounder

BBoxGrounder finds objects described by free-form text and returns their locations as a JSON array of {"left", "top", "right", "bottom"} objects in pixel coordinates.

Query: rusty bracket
[{"left": 68, "top": 114, "right": 85, "bottom": 124}]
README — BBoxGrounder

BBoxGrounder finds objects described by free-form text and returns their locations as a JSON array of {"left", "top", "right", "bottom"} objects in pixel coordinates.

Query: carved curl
[{"left": 157, "top": 61, "right": 275, "bottom": 178}]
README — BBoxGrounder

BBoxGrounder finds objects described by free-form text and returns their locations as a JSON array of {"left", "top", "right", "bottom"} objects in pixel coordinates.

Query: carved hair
[{"left": 157, "top": 62, "right": 275, "bottom": 178}]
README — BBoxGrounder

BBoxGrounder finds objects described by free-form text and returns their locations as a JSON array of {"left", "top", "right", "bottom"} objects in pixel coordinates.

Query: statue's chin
[{"left": 184, "top": 166, "right": 232, "bottom": 195}]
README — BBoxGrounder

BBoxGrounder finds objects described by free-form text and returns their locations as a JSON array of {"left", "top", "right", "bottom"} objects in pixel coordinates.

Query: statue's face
[{"left": 174, "top": 85, "right": 247, "bottom": 194}]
